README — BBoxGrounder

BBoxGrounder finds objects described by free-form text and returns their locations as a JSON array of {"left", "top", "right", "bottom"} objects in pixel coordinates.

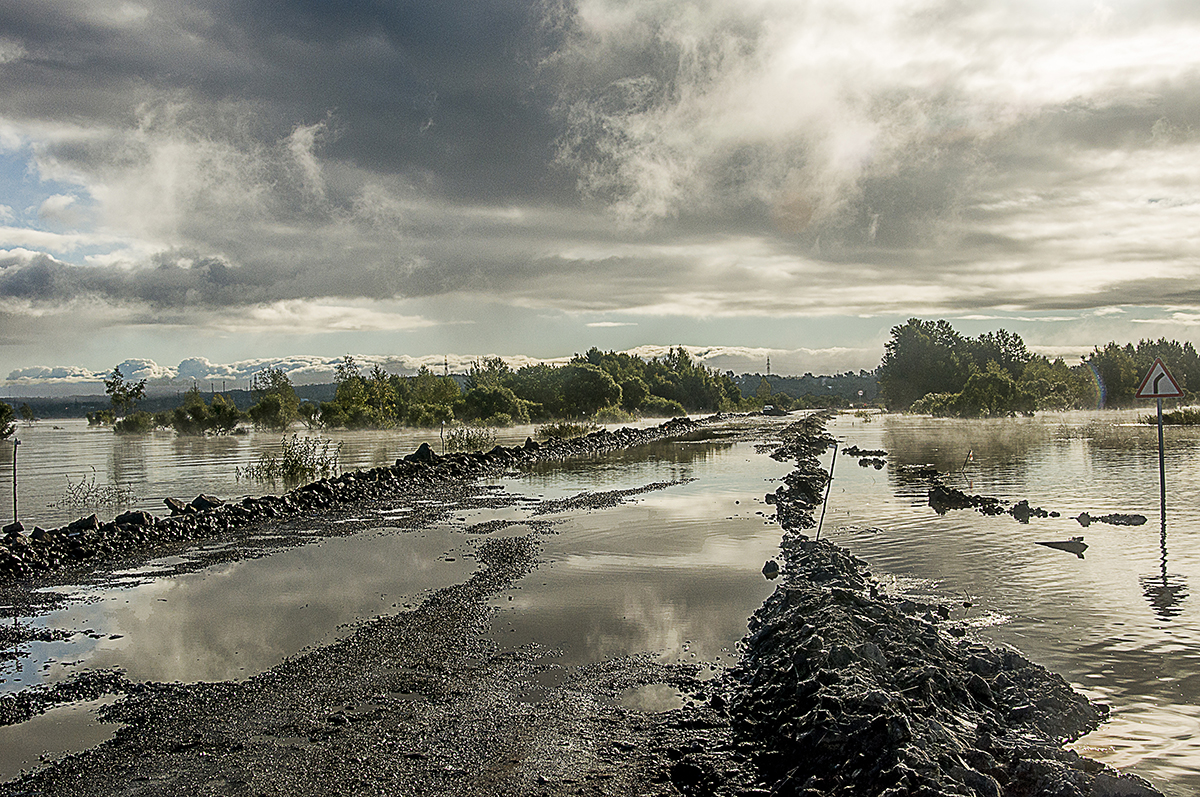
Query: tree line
[
  {"left": 877, "top": 318, "right": 1200, "bottom": 417},
  {"left": 83, "top": 346, "right": 789, "bottom": 435}
]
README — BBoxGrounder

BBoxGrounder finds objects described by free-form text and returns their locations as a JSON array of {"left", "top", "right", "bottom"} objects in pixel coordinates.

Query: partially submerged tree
[
  {"left": 248, "top": 367, "right": 300, "bottom": 431},
  {"left": 172, "top": 386, "right": 244, "bottom": 435},
  {"left": 104, "top": 366, "right": 147, "bottom": 417},
  {"left": 0, "top": 402, "right": 15, "bottom": 439}
]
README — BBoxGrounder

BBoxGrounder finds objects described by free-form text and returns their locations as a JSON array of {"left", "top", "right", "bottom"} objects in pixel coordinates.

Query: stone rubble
[
  {"left": 725, "top": 411, "right": 1164, "bottom": 797},
  {"left": 0, "top": 417, "right": 703, "bottom": 586}
]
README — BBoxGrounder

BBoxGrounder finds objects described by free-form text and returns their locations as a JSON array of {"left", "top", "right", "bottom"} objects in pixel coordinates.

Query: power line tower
[{"left": 766, "top": 356, "right": 771, "bottom": 377}]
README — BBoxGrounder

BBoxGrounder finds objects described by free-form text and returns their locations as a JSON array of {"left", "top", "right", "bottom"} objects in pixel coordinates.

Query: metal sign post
[{"left": 1135, "top": 358, "right": 1184, "bottom": 525}]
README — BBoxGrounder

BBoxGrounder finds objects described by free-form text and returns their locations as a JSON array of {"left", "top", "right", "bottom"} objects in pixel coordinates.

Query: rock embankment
[
  {"left": 0, "top": 417, "right": 702, "bottom": 585},
  {"left": 727, "top": 412, "right": 1163, "bottom": 797}
]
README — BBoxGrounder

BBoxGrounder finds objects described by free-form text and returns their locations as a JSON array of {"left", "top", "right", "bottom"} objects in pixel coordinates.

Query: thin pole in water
[
  {"left": 1158, "top": 397, "right": 1167, "bottom": 526},
  {"left": 816, "top": 439, "right": 838, "bottom": 541},
  {"left": 11, "top": 438, "right": 18, "bottom": 525}
]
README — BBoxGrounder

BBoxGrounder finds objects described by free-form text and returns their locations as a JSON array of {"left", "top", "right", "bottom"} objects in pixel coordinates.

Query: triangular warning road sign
[{"left": 1136, "top": 358, "right": 1184, "bottom": 399}]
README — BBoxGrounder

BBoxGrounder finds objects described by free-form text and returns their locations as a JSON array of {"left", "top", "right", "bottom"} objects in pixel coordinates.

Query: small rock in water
[{"left": 761, "top": 559, "right": 780, "bottom": 580}]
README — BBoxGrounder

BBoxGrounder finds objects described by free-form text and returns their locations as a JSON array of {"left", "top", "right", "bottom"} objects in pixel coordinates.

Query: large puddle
[{"left": 0, "top": 420, "right": 792, "bottom": 780}]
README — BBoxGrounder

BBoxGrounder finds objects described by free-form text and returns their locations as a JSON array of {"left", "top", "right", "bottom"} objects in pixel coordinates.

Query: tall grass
[
  {"left": 443, "top": 425, "right": 497, "bottom": 453},
  {"left": 237, "top": 435, "right": 342, "bottom": 485}
]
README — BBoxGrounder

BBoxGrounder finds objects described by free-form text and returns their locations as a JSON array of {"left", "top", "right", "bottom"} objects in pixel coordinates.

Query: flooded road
[{"left": 1, "top": 420, "right": 790, "bottom": 780}]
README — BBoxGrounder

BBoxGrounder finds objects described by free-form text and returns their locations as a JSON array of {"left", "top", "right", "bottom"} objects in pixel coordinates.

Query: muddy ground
[{"left": 0, "top": 415, "right": 1167, "bottom": 796}]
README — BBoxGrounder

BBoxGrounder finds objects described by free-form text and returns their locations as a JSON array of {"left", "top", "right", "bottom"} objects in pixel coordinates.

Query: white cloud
[
  {"left": 37, "top": 194, "right": 80, "bottom": 224},
  {"left": 206, "top": 299, "right": 436, "bottom": 335}
]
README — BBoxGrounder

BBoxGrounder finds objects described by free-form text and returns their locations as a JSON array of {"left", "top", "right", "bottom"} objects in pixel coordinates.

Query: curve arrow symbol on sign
[{"left": 1136, "top": 358, "right": 1184, "bottom": 399}]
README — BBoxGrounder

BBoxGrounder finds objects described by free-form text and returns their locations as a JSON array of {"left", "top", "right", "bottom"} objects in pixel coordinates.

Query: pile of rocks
[
  {"left": 726, "top": 414, "right": 1163, "bottom": 797},
  {"left": 0, "top": 417, "right": 701, "bottom": 585}
]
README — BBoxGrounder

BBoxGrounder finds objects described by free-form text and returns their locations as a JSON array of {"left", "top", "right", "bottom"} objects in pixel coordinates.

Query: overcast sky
[{"left": 2, "top": 0, "right": 1199, "bottom": 390}]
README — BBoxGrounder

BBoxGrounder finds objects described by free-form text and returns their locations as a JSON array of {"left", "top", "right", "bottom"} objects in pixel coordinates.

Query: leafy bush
[
  {"left": 595, "top": 406, "right": 634, "bottom": 423},
  {"left": 114, "top": 411, "right": 157, "bottom": 435},
  {"left": 405, "top": 402, "right": 454, "bottom": 428},
  {"left": 639, "top": 395, "right": 686, "bottom": 417},
  {"left": 172, "top": 389, "right": 244, "bottom": 435},
  {"left": 910, "top": 363, "right": 1036, "bottom": 418},
  {"left": 87, "top": 410, "right": 116, "bottom": 426}
]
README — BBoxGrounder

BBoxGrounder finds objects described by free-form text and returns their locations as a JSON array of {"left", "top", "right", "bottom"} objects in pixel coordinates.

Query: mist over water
[{"left": 825, "top": 410, "right": 1200, "bottom": 796}]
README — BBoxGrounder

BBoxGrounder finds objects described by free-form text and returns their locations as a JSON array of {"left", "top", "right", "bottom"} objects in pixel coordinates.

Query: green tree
[
  {"left": 249, "top": 368, "right": 300, "bottom": 430},
  {"left": 461, "top": 385, "right": 531, "bottom": 425},
  {"left": 104, "top": 366, "right": 147, "bottom": 417},
  {"left": 952, "top": 362, "right": 1037, "bottom": 417},
  {"left": 1018, "top": 356, "right": 1097, "bottom": 410},
  {"left": 878, "top": 319, "right": 968, "bottom": 410},
  {"left": 559, "top": 363, "right": 622, "bottom": 417},
  {"left": 1086, "top": 342, "right": 1139, "bottom": 408},
  {"left": 968, "top": 329, "right": 1031, "bottom": 378},
  {"left": 0, "top": 402, "right": 15, "bottom": 439},
  {"left": 466, "top": 357, "right": 513, "bottom": 390},
  {"left": 18, "top": 403, "right": 35, "bottom": 424},
  {"left": 619, "top": 376, "right": 649, "bottom": 412}
]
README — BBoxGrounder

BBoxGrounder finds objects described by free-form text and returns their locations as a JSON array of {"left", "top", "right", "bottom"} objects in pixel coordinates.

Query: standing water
[
  {"left": 0, "top": 419, "right": 789, "bottom": 779},
  {"left": 824, "top": 409, "right": 1200, "bottom": 797}
]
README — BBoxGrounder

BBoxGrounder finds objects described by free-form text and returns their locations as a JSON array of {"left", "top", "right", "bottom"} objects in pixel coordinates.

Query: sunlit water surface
[{"left": 825, "top": 410, "right": 1200, "bottom": 797}]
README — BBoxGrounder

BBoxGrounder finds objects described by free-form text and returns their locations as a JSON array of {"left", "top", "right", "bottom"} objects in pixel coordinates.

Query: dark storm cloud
[
  {"left": 2, "top": 0, "right": 1200, "bottom": 334},
  {"left": 0, "top": 0, "right": 570, "bottom": 202}
]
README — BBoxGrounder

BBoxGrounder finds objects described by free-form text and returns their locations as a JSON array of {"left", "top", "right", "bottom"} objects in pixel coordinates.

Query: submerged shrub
[
  {"left": 114, "top": 411, "right": 157, "bottom": 435},
  {"left": 237, "top": 435, "right": 342, "bottom": 486},
  {"left": 1155, "top": 407, "right": 1200, "bottom": 425},
  {"left": 444, "top": 424, "right": 497, "bottom": 452}
]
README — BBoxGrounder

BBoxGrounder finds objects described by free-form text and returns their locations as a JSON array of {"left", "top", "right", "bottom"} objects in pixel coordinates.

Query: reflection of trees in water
[
  {"left": 1142, "top": 521, "right": 1188, "bottom": 621},
  {"left": 109, "top": 433, "right": 149, "bottom": 490}
]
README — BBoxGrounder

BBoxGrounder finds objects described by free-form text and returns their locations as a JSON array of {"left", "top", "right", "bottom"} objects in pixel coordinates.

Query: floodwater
[
  {"left": 824, "top": 409, "right": 1200, "bottom": 797},
  {"left": 2, "top": 410, "right": 1199, "bottom": 796},
  {"left": 0, "top": 418, "right": 789, "bottom": 779},
  {"left": 0, "top": 418, "right": 594, "bottom": 530}
]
